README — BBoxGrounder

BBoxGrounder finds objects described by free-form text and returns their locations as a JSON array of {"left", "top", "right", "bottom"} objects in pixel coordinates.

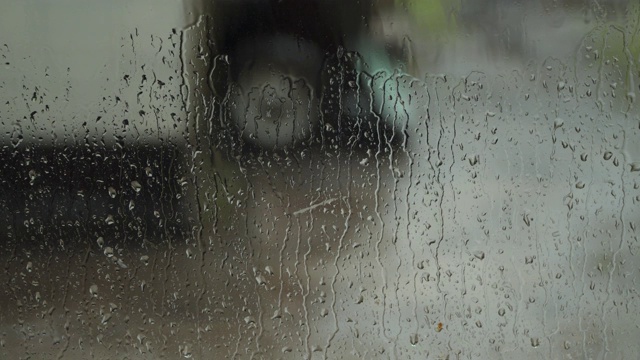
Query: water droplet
[
  {"left": 104, "top": 247, "right": 114, "bottom": 257},
  {"left": 140, "top": 255, "right": 149, "bottom": 265},
  {"left": 179, "top": 344, "right": 193, "bottom": 358},
  {"left": 473, "top": 251, "right": 485, "bottom": 260},
  {"left": 604, "top": 151, "right": 613, "bottom": 160},
  {"left": 89, "top": 284, "right": 98, "bottom": 297},
  {"left": 531, "top": 337, "right": 540, "bottom": 348},
  {"left": 108, "top": 187, "right": 117, "bottom": 198},
  {"left": 409, "top": 333, "right": 419, "bottom": 345},
  {"left": 145, "top": 167, "right": 153, "bottom": 177},
  {"left": 576, "top": 181, "right": 585, "bottom": 189},
  {"left": 469, "top": 154, "right": 479, "bottom": 166},
  {"left": 105, "top": 215, "right": 115, "bottom": 225},
  {"left": 554, "top": 118, "right": 564, "bottom": 129},
  {"left": 498, "top": 308, "right": 506, "bottom": 316},
  {"left": 28, "top": 169, "right": 37, "bottom": 181},
  {"left": 630, "top": 163, "right": 640, "bottom": 172},
  {"left": 96, "top": 237, "right": 104, "bottom": 248},
  {"left": 26, "top": 261, "right": 33, "bottom": 272},
  {"left": 131, "top": 180, "right": 142, "bottom": 193}
]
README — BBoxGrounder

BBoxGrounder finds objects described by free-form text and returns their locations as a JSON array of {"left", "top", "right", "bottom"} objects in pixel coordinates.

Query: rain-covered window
[{"left": 1, "top": 0, "right": 639, "bottom": 358}]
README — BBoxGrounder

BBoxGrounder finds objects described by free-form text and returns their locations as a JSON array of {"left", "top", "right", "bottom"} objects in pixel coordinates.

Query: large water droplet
[
  {"left": 409, "top": 333, "right": 418, "bottom": 345},
  {"left": 131, "top": 180, "right": 142, "bottom": 193},
  {"left": 89, "top": 284, "right": 98, "bottom": 297}
]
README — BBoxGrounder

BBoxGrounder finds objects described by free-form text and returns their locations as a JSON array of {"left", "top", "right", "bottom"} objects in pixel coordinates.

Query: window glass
[{"left": 1, "top": 0, "right": 639, "bottom": 358}]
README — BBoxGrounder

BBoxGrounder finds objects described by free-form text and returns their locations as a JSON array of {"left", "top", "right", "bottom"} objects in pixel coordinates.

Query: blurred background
[{"left": 1, "top": 0, "right": 639, "bottom": 359}]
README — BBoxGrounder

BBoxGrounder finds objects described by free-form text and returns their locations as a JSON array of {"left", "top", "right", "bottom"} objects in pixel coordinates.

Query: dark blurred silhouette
[{"left": 196, "top": 0, "right": 414, "bottom": 150}]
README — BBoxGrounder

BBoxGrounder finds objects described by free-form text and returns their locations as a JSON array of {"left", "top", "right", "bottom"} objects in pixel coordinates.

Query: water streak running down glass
[{"left": 0, "top": 0, "right": 639, "bottom": 359}]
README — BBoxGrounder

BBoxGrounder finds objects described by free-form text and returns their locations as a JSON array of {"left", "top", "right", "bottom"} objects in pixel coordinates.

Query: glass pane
[{"left": 1, "top": 0, "right": 639, "bottom": 358}]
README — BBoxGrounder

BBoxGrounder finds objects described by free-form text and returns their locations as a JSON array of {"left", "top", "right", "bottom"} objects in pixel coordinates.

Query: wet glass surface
[{"left": 1, "top": 0, "right": 639, "bottom": 359}]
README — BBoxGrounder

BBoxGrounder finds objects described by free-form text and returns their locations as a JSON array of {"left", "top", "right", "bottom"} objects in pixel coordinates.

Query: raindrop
[
  {"left": 409, "top": 333, "right": 419, "bottom": 345},
  {"left": 89, "top": 284, "right": 98, "bottom": 297},
  {"left": 28, "top": 169, "right": 37, "bottom": 182},
  {"left": 604, "top": 151, "right": 613, "bottom": 160},
  {"left": 104, "top": 247, "right": 114, "bottom": 257},
  {"left": 469, "top": 155, "right": 479, "bottom": 166},
  {"left": 531, "top": 337, "right": 540, "bottom": 348},
  {"left": 554, "top": 118, "right": 564, "bottom": 129},
  {"left": 473, "top": 251, "right": 485, "bottom": 260},
  {"left": 131, "top": 180, "right": 142, "bottom": 193},
  {"left": 108, "top": 187, "right": 117, "bottom": 198},
  {"left": 179, "top": 344, "right": 193, "bottom": 358},
  {"left": 116, "top": 258, "right": 128, "bottom": 269},
  {"left": 105, "top": 215, "right": 115, "bottom": 225}
]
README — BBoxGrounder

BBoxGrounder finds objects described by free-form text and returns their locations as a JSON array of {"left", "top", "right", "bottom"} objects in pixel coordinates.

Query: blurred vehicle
[{"left": 196, "top": 0, "right": 416, "bottom": 150}]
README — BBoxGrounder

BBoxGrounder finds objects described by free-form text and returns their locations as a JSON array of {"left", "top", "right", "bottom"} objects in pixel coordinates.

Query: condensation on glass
[{"left": 1, "top": 0, "right": 639, "bottom": 359}]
